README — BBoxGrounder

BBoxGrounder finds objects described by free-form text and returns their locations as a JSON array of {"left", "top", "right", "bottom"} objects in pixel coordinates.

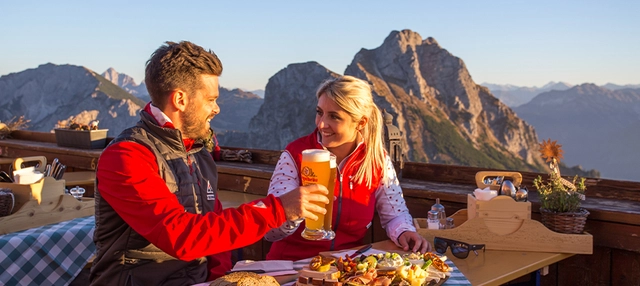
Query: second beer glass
[
  {"left": 300, "top": 149, "right": 331, "bottom": 240},
  {"left": 323, "top": 154, "right": 337, "bottom": 240}
]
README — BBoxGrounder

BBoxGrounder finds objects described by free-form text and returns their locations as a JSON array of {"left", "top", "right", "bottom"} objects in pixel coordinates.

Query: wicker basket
[
  {"left": 540, "top": 208, "right": 589, "bottom": 234},
  {"left": 0, "top": 188, "right": 15, "bottom": 217}
]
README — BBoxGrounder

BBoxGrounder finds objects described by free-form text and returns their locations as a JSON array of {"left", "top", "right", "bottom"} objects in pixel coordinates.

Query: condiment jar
[{"left": 427, "top": 210, "right": 440, "bottom": 230}]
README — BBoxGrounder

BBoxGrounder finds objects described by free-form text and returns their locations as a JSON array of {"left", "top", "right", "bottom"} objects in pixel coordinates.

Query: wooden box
[
  {"left": 55, "top": 128, "right": 108, "bottom": 149},
  {"left": 0, "top": 157, "right": 94, "bottom": 234},
  {"left": 467, "top": 194, "right": 531, "bottom": 235}
]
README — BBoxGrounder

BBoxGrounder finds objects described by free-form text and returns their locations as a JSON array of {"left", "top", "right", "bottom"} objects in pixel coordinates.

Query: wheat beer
[
  {"left": 300, "top": 149, "right": 330, "bottom": 240},
  {"left": 323, "top": 154, "right": 337, "bottom": 240}
]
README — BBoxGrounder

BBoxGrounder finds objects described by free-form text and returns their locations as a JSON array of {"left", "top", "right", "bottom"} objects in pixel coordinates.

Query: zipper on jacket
[
  {"left": 330, "top": 172, "right": 344, "bottom": 251},
  {"left": 349, "top": 175, "right": 353, "bottom": 190}
]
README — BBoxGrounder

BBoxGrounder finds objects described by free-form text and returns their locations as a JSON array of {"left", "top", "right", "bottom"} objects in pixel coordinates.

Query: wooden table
[{"left": 370, "top": 240, "right": 573, "bottom": 286}]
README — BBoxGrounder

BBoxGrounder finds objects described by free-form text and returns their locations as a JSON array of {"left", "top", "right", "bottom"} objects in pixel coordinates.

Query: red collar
[{"left": 144, "top": 102, "right": 196, "bottom": 151}]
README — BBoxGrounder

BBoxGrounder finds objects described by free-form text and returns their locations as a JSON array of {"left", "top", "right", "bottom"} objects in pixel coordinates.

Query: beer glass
[
  {"left": 300, "top": 149, "right": 330, "bottom": 240},
  {"left": 323, "top": 154, "right": 337, "bottom": 240}
]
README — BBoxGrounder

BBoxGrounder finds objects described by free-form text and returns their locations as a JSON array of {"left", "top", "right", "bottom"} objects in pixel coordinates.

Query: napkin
[
  {"left": 230, "top": 260, "right": 297, "bottom": 276},
  {"left": 330, "top": 248, "right": 386, "bottom": 258}
]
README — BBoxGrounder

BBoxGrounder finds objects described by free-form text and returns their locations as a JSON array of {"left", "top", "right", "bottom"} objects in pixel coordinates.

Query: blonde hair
[{"left": 316, "top": 75, "right": 387, "bottom": 188}]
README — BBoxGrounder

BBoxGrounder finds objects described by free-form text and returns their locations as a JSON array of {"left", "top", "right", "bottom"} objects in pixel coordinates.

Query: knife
[
  {"left": 55, "top": 164, "right": 66, "bottom": 180},
  {"left": 349, "top": 244, "right": 373, "bottom": 259}
]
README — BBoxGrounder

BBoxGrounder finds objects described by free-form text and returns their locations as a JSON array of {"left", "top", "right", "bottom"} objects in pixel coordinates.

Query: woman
[{"left": 265, "top": 75, "right": 430, "bottom": 261}]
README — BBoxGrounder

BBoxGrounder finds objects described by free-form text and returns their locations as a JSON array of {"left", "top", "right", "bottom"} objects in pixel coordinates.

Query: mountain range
[
  {"left": 482, "top": 82, "right": 573, "bottom": 108},
  {"left": 484, "top": 82, "right": 640, "bottom": 108},
  {"left": 514, "top": 84, "right": 640, "bottom": 180},
  {"left": 5, "top": 29, "right": 636, "bottom": 179}
]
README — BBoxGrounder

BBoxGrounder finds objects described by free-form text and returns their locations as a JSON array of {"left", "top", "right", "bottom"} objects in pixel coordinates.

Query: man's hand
[
  {"left": 398, "top": 231, "right": 432, "bottom": 253},
  {"left": 279, "top": 184, "right": 329, "bottom": 222}
]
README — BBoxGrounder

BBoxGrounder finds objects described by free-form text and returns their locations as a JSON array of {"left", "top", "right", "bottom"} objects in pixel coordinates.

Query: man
[{"left": 90, "top": 41, "right": 328, "bottom": 285}]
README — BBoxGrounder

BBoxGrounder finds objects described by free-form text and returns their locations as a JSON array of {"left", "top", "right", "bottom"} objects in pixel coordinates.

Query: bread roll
[{"left": 210, "top": 271, "right": 280, "bottom": 286}]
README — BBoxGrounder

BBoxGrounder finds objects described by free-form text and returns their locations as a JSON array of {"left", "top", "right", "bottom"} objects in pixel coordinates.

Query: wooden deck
[{"left": 1, "top": 130, "right": 639, "bottom": 285}]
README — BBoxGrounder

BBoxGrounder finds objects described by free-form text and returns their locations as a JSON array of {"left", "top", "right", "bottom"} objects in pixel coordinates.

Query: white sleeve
[
  {"left": 375, "top": 155, "right": 416, "bottom": 246},
  {"left": 263, "top": 151, "right": 304, "bottom": 242}
]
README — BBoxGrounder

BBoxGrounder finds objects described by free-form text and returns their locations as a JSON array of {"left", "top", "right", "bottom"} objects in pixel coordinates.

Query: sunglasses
[{"left": 434, "top": 237, "right": 485, "bottom": 259}]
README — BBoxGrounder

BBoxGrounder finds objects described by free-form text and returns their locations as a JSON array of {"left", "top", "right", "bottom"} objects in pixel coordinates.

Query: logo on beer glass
[{"left": 301, "top": 166, "right": 318, "bottom": 183}]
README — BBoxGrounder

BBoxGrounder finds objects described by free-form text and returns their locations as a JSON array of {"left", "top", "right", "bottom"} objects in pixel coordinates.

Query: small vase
[{"left": 540, "top": 208, "right": 590, "bottom": 234}]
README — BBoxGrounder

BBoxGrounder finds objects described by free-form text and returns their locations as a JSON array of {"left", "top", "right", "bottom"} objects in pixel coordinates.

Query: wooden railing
[{"left": 1, "top": 131, "right": 639, "bottom": 285}]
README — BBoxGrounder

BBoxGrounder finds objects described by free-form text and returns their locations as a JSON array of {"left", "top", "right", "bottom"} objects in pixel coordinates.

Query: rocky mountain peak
[
  {"left": 346, "top": 29, "right": 545, "bottom": 170},
  {"left": 102, "top": 67, "right": 138, "bottom": 87},
  {"left": 101, "top": 68, "right": 149, "bottom": 102}
]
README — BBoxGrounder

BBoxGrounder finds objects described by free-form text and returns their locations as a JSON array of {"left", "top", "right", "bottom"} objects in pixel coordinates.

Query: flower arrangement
[{"left": 533, "top": 139, "right": 587, "bottom": 213}]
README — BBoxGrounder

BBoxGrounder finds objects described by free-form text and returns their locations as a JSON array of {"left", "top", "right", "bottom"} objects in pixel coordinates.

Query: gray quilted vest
[{"left": 90, "top": 111, "right": 218, "bottom": 286}]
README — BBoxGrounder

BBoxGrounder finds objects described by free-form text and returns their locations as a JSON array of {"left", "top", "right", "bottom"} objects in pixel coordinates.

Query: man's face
[{"left": 180, "top": 74, "right": 220, "bottom": 140}]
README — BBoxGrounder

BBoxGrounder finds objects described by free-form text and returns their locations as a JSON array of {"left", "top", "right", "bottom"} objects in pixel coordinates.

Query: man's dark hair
[{"left": 144, "top": 41, "right": 223, "bottom": 108}]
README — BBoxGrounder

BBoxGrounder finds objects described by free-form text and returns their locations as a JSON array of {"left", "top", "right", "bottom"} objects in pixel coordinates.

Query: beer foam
[{"left": 302, "top": 149, "right": 330, "bottom": 162}]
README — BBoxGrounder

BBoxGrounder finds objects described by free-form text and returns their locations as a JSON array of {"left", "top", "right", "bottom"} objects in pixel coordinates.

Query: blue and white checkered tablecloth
[{"left": 0, "top": 216, "right": 96, "bottom": 286}]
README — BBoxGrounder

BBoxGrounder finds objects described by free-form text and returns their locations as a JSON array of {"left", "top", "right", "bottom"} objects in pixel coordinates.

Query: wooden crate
[{"left": 0, "top": 157, "right": 94, "bottom": 235}]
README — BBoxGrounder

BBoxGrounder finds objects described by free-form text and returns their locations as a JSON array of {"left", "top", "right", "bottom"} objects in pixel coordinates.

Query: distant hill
[
  {"left": 101, "top": 68, "right": 262, "bottom": 133},
  {"left": 0, "top": 63, "right": 144, "bottom": 136},
  {"left": 483, "top": 82, "right": 573, "bottom": 108},
  {"left": 514, "top": 84, "right": 640, "bottom": 181},
  {"left": 102, "top": 68, "right": 150, "bottom": 102},
  {"left": 213, "top": 88, "right": 263, "bottom": 133},
  {"left": 248, "top": 89, "right": 265, "bottom": 98},
  {"left": 601, "top": 83, "right": 640, "bottom": 90}
]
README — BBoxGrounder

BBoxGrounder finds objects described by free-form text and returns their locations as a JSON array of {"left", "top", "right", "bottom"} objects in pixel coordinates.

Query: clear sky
[{"left": 1, "top": 0, "right": 638, "bottom": 91}]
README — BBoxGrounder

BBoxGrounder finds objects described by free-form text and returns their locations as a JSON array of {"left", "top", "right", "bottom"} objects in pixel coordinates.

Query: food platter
[{"left": 296, "top": 251, "right": 453, "bottom": 286}]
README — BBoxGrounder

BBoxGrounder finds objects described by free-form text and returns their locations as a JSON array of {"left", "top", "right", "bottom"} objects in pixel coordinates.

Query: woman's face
[{"left": 315, "top": 93, "right": 362, "bottom": 149}]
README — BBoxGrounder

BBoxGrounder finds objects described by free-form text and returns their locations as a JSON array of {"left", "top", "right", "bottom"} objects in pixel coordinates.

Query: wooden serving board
[{"left": 415, "top": 210, "right": 593, "bottom": 255}]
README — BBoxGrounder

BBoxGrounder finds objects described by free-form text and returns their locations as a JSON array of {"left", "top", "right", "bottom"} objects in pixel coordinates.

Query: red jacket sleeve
[{"left": 97, "top": 141, "right": 287, "bottom": 261}]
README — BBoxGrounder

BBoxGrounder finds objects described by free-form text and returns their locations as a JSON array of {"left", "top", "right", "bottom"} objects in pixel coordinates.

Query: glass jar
[
  {"left": 431, "top": 198, "right": 447, "bottom": 229},
  {"left": 445, "top": 217, "right": 455, "bottom": 229}
]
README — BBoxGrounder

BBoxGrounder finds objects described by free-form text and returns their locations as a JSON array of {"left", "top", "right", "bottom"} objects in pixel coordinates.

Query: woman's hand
[{"left": 398, "top": 231, "right": 432, "bottom": 253}]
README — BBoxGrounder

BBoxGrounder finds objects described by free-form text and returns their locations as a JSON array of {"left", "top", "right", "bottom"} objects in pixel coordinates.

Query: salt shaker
[
  {"left": 69, "top": 186, "right": 86, "bottom": 201},
  {"left": 427, "top": 210, "right": 440, "bottom": 229},
  {"left": 431, "top": 198, "right": 447, "bottom": 229}
]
